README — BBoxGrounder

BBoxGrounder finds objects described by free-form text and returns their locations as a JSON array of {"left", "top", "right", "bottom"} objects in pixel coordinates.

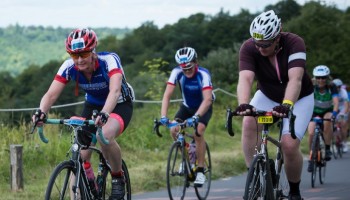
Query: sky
[{"left": 0, "top": 0, "right": 349, "bottom": 29}]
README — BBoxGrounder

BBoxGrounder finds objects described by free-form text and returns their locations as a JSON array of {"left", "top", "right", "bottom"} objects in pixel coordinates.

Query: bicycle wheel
[
  {"left": 45, "top": 160, "right": 86, "bottom": 200},
  {"left": 331, "top": 137, "right": 338, "bottom": 159},
  {"left": 122, "top": 160, "right": 132, "bottom": 200},
  {"left": 100, "top": 159, "right": 131, "bottom": 200},
  {"left": 319, "top": 160, "right": 326, "bottom": 185},
  {"left": 274, "top": 157, "right": 289, "bottom": 199},
  {"left": 244, "top": 155, "right": 275, "bottom": 200},
  {"left": 336, "top": 136, "right": 343, "bottom": 158},
  {"left": 310, "top": 132, "right": 321, "bottom": 188},
  {"left": 194, "top": 142, "right": 212, "bottom": 200},
  {"left": 166, "top": 141, "right": 187, "bottom": 200}
]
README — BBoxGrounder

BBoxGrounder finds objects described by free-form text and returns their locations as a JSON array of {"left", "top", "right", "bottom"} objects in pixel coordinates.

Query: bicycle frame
[
  {"left": 31, "top": 115, "right": 131, "bottom": 200},
  {"left": 153, "top": 118, "right": 212, "bottom": 200},
  {"left": 226, "top": 109, "right": 296, "bottom": 200}
]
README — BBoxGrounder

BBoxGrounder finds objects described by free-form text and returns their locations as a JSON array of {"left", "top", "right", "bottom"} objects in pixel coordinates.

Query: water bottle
[{"left": 84, "top": 161, "right": 98, "bottom": 196}]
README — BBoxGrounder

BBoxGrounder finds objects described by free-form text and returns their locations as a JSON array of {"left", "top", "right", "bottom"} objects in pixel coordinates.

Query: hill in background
[{"left": 0, "top": 25, "right": 131, "bottom": 76}]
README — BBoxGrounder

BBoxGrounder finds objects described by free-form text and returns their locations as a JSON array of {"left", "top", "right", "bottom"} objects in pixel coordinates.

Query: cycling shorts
[
  {"left": 174, "top": 104, "right": 212, "bottom": 126},
  {"left": 78, "top": 101, "right": 133, "bottom": 145}
]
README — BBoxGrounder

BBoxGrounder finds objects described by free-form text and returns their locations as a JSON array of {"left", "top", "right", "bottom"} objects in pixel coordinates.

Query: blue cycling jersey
[
  {"left": 167, "top": 66, "right": 215, "bottom": 109},
  {"left": 55, "top": 52, "right": 133, "bottom": 106}
]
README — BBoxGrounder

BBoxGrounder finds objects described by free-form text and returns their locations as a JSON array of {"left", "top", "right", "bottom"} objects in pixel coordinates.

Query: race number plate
[{"left": 258, "top": 116, "right": 273, "bottom": 124}]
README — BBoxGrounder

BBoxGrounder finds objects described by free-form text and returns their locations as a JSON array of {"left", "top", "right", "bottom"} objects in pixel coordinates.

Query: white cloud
[{"left": 0, "top": 0, "right": 348, "bottom": 28}]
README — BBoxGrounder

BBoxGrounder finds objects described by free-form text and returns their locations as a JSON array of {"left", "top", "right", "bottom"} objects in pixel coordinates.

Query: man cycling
[
  {"left": 160, "top": 47, "right": 215, "bottom": 187},
  {"left": 235, "top": 10, "right": 314, "bottom": 200},
  {"left": 307, "top": 65, "right": 339, "bottom": 171},
  {"left": 32, "top": 28, "right": 134, "bottom": 200},
  {"left": 332, "top": 78, "right": 348, "bottom": 152}
]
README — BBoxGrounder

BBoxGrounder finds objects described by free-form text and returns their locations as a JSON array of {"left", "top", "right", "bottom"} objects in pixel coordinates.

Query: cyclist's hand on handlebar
[
  {"left": 332, "top": 110, "right": 338, "bottom": 119},
  {"left": 192, "top": 114, "right": 200, "bottom": 124},
  {"left": 93, "top": 111, "right": 109, "bottom": 126},
  {"left": 32, "top": 109, "right": 47, "bottom": 127},
  {"left": 234, "top": 104, "right": 255, "bottom": 115},
  {"left": 272, "top": 103, "right": 291, "bottom": 117},
  {"left": 160, "top": 116, "right": 170, "bottom": 125}
]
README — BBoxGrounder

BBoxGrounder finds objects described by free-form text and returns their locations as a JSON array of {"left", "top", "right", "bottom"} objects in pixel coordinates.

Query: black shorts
[
  {"left": 174, "top": 104, "right": 212, "bottom": 126},
  {"left": 78, "top": 101, "right": 133, "bottom": 145}
]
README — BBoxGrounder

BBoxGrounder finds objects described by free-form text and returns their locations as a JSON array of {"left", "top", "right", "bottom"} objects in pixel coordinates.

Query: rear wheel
[
  {"left": 319, "top": 161, "right": 326, "bottom": 185},
  {"left": 100, "top": 159, "right": 131, "bottom": 200},
  {"left": 166, "top": 141, "right": 187, "bottom": 200},
  {"left": 194, "top": 142, "right": 212, "bottom": 200},
  {"left": 45, "top": 160, "right": 86, "bottom": 200}
]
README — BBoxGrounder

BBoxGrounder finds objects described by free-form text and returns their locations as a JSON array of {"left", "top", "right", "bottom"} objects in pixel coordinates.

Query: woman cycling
[
  {"left": 307, "top": 65, "right": 339, "bottom": 172},
  {"left": 32, "top": 28, "right": 134, "bottom": 200},
  {"left": 159, "top": 47, "right": 215, "bottom": 187}
]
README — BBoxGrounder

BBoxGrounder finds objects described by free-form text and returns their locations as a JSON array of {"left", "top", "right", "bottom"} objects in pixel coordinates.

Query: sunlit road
[{"left": 132, "top": 149, "right": 350, "bottom": 200}]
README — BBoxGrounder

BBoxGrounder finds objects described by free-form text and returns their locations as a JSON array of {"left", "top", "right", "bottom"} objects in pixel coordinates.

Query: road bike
[
  {"left": 226, "top": 109, "right": 296, "bottom": 200},
  {"left": 153, "top": 118, "right": 212, "bottom": 200},
  {"left": 309, "top": 117, "right": 333, "bottom": 188},
  {"left": 31, "top": 111, "right": 131, "bottom": 200}
]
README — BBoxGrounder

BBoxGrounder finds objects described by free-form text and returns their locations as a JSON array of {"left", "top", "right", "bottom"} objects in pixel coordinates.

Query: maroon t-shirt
[{"left": 239, "top": 32, "right": 313, "bottom": 103}]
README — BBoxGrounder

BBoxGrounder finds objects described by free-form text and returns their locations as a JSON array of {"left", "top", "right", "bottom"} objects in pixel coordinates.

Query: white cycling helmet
[
  {"left": 250, "top": 10, "right": 281, "bottom": 41},
  {"left": 175, "top": 47, "right": 197, "bottom": 67},
  {"left": 313, "top": 65, "right": 330, "bottom": 77},
  {"left": 333, "top": 78, "right": 343, "bottom": 87}
]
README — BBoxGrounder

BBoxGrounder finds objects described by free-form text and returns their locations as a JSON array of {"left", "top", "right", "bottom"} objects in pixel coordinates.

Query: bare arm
[
  {"left": 195, "top": 89, "right": 213, "bottom": 117},
  {"left": 101, "top": 73, "right": 122, "bottom": 114},
  {"left": 39, "top": 80, "right": 66, "bottom": 113},
  {"left": 283, "top": 67, "right": 303, "bottom": 103},
  {"left": 237, "top": 70, "right": 255, "bottom": 104},
  {"left": 161, "top": 84, "right": 176, "bottom": 117}
]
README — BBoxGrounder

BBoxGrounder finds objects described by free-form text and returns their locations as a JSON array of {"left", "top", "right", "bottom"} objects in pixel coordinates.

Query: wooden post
[{"left": 10, "top": 144, "right": 23, "bottom": 191}]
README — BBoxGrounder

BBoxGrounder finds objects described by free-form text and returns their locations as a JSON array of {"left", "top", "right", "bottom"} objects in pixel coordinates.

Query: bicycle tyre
[
  {"left": 319, "top": 160, "right": 326, "bottom": 185},
  {"left": 166, "top": 141, "right": 187, "bottom": 200},
  {"left": 243, "top": 155, "right": 275, "bottom": 200},
  {"left": 310, "top": 133, "right": 319, "bottom": 188},
  {"left": 45, "top": 160, "right": 87, "bottom": 200},
  {"left": 274, "top": 156, "right": 289, "bottom": 199},
  {"left": 100, "top": 159, "right": 131, "bottom": 200},
  {"left": 194, "top": 142, "right": 212, "bottom": 200},
  {"left": 331, "top": 138, "right": 338, "bottom": 160}
]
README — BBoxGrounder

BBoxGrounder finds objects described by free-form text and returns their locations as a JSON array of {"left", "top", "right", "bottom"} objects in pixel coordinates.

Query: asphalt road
[{"left": 132, "top": 150, "right": 350, "bottom": 200}]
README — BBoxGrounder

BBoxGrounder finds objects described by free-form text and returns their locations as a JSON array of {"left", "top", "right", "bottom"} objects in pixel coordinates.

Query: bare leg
[
  {"left": 241, "top": 116, "right": 261, "bottom": 167},
  {"left": 281, "top": 135, "right": 303, "bottom": 182},
  {"left": 194, "top": 123, "right": 206, "bottom": 168}
]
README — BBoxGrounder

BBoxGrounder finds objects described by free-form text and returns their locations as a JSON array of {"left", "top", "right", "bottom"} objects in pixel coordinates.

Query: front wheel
[
  {"left": 45, "top": 160, "right": 86, "bottom": 200},
  {"left": 244, "top": 155, "right": 275, "bottom": 200},
  {"left": 194, "top": 142, "right": 212, "bottom": 200},
  {"left": 166, "top": 141, "right": 187, "bottom": 200}
]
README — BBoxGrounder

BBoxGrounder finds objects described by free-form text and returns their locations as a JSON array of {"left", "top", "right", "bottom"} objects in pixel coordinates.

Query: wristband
[{"left": 282, "top": 99, "right": 294, "bottom": 107}]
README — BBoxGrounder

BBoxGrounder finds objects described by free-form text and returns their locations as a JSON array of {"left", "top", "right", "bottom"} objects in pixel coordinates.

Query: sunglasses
[
  {"left": 254, "top": 40, "right": 275, "bottom": 49},
  {"left": 69, "top": 51, "right": 92, "bottom": 59},
  {"left": 181, "top": 63, "right": 195, "bottom": 71},
  {"left": 315, "top": 76, "right": 327, "bottom": 80}
]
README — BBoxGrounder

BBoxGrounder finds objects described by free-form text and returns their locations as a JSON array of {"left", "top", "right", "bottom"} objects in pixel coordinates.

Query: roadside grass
[{"left": 0, "top": 103, "right": 310, "bottom": 199}]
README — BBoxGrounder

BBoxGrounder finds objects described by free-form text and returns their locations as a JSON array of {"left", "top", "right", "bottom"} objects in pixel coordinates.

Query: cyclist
[
  {"left": 32, "top": 28, "right": 134, "bottom": 200},
  {"left": 160, "top": 47, "right": 215, "bottom": 187},
  {"left": 307, "top": 65, "right": 339, "bottom": 171},
  {"left": 235, "top": 10, "right": 314, "bottom": 200},
  {"left": 333, "top": 78, "right": 349, "bottom": 152}
]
